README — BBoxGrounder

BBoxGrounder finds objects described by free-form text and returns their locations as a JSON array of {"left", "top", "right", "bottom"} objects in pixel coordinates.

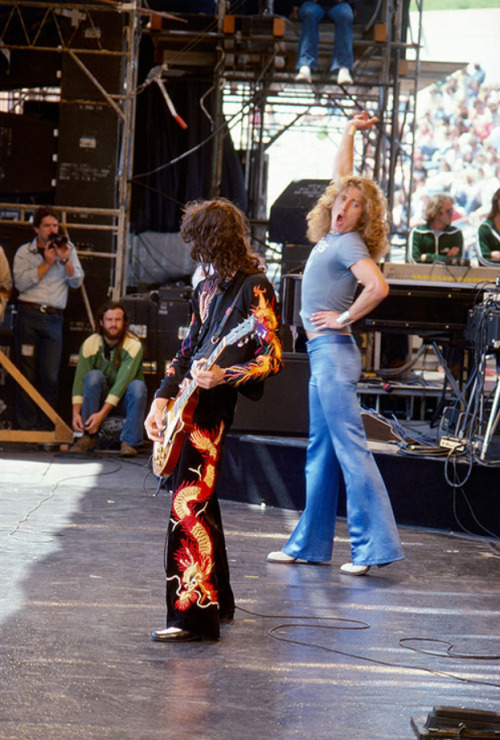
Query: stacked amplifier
[{"left": 122, "top": 285, "right": 193, "bottom": 395}]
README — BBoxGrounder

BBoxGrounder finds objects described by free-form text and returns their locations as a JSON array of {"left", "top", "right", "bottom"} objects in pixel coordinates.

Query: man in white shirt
[{"left": 13, "top": 206, "right": 84, "bottom": 429}]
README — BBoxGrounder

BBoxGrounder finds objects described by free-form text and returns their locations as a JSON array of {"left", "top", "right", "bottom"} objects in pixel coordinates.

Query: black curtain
[{"left": 131, "top": 41, "right": 247, "bottom": 234}]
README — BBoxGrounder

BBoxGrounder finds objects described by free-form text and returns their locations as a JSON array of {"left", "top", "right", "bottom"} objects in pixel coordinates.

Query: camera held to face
[{"left": 48, "top": 234, "right": 68, "bottom": 248}]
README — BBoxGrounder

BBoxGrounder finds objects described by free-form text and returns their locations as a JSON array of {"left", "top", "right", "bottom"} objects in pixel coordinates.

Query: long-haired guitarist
[{"left": 144, "top": 198, "right": 283, "bottom": 643}]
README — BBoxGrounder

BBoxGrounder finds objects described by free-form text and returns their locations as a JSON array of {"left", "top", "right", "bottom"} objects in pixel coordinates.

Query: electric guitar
[{"left": 152, "top": 314, "right": 257, "bottom": 478}]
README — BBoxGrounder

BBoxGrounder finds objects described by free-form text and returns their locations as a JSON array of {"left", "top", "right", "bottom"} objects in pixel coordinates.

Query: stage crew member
[
  {"left": 478, "top": 187, "right": 500, "bottom": 262},
  {"left": 268, "top": 112, "right": 404, "bottom": 574},
  {"left": 145, "top": 198, "right": 282, "bottom": 642},
  {"left": 13, "top": 206, "right": 84, "bottom": 430},
  {"left": 69, "top": 301, "right": 148, "bottom": 457},
  {"left": 410, "top": 194, "right": 463, "bottom": 263}
]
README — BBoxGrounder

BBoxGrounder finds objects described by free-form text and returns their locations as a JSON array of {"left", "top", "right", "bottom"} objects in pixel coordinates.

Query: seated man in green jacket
[
  {"left": 410, "top": 193, "right": 464, "bottom": 263},
  {"left": 69, "top": 300, "right": 147, "bottom": 456},
  {"left": 477, "top": 187, "right": 500, "bottom": 262}
]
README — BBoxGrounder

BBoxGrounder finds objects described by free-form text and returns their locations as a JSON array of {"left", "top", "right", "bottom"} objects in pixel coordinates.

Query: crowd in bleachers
[{"left": 394, "top": 64, "right": 500, "bottom": 259}]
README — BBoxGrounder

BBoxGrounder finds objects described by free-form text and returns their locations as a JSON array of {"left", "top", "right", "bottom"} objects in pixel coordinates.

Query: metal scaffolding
[
  {"left": 0, "top": 0, "right": 463, "bottom": 294},
  {"left": 145, "top": 1, "right": 433, "bottom": 251},
  {"left": 0, "top": 0, "right": 142, "bottom": 299}
]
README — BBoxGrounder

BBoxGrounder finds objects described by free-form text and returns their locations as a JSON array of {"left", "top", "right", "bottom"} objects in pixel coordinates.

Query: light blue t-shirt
[{"left": 300, "top": 230, "right": 370, "bottom": 334}]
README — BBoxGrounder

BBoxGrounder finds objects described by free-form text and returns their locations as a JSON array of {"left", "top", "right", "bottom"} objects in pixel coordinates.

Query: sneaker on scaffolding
[
  {"left": 337, "top": 67, "right": 353, "bottom": 86},
  {"left": 295, "top": 65, "right": 312, "bottom": 84}
]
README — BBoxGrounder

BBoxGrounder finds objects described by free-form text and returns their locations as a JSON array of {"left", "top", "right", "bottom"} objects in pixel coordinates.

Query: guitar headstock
[{"left": 224, "top": 315, "right": 257, "bottom": 348}]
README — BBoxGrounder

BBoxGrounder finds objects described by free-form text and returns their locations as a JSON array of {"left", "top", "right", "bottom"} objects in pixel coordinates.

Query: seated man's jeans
[
  {"left": 81, "top": 369, "right": 147, "bottom": 448},
  {"left": 297, "top": 1, "right": 354, "bottom": 72}
]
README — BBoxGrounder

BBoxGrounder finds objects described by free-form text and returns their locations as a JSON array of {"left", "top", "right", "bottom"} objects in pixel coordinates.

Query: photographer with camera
[{"left": 13, "top": 206, "right": 84, "bottom": 430}]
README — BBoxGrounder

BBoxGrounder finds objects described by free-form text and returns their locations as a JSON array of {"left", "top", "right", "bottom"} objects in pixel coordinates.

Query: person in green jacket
[
  {"left": 477, "top": 187, "right": 500, "bottom": 262},
  {"left": 410, "top": 193, "right": 464, "bottom": 263},
  {"left": 69, "top": 300, "right": 147, "bottom": 456}
]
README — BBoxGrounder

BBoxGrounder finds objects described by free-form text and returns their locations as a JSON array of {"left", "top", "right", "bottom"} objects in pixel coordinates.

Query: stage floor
[{"left": 1, "top": 448, "right": 499, "bottom": 740}]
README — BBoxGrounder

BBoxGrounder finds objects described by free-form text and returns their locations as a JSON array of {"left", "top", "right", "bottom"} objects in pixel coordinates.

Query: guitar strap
[
  {"left": 194, "top": 272, "right": 247, "bottom": 353},
  {"left": 209, "top": 272, "right": 247, "bottom": 346},
  {"left": 196, "top": 271, "right": 265, "bottom": 402}
]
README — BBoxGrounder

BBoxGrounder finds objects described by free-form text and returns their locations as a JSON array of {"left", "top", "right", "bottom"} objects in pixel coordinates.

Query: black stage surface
[
  {"left": 1, "top": 448, "right": 500, "bottom": 740},
  {"left": 218, "top": 431, "right": 500, "bottom": 537}
]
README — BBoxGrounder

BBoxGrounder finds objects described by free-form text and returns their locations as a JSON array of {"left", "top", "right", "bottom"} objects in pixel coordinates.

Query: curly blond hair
[{"left": 306, "top": 176, "right": 389, "bottom": 260}]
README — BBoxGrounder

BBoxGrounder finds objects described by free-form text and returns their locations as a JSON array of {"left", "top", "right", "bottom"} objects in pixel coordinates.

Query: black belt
[{"left": 18, "top": 301, "right": 64, "bottom": 315}]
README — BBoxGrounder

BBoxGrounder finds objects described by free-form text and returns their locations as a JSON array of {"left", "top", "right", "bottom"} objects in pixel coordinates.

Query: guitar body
[
  {"left": 152, "top": 389, "right": 199, "bottom": 478},
  {"left": 150, "top": 314, "right": 257, "bottom": 479}
]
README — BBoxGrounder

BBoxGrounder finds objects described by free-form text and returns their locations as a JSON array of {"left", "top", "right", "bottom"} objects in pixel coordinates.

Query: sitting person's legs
[
  {"left": 327, "top": 1, "right": 354, "bottom": 75},
  {"left": 117, "top": 379, "right": 148, "bottom": 449},
  {"left": 81, "top": 369, "right": 107, "bottom": 422},
  {"left": 296, "top": 1, "right": 325, "bottom": 72}
]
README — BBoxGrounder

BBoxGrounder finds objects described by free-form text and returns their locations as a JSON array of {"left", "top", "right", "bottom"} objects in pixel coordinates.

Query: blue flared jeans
[
  {"left": 296, "top": 1, "right": 354, "bottom": 72},
  {"left": 82, "top": 369, "right": 147, "bottom": 448},
  {"left": 283, "top": 334, "right": 404, "bottom": 566}
]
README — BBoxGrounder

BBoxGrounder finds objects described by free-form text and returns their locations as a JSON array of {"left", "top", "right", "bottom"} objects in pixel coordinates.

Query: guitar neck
[{"left": 174, "top": 336, "right": 229, "bottom": 412}]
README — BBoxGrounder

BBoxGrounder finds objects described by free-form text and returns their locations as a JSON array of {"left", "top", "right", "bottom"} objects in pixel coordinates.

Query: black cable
[
  {"left": 400, "top": 637, "right": 500, "bottom": 661},
  {"left": 8, "top": 459, "right": 124, "bottom": 542},
  {"left": 235, "top": 605, "right": 369, "bottom": 630},
  {"left": 443, "top": 446, "right": 474, "bottom": 488},
  {"left": 236, "top": 606, "right": 500, "bottom": 689},
  {"left": 452, "top": 486, "right": 500, "bottom": 541},
  {"left": 266, "top": 623, "right": 500, "bottom": 690}
]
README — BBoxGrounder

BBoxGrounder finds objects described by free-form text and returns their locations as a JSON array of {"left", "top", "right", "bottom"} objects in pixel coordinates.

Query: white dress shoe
[
  {"left": 340, "top": 562, "right": 370, "bottom": 575},
  {"left": 295, "top": 65, "right": 312, "bottom": 83},
  {"left": 267, "top": 550, "right": 297, "bottom": 563},
  {"left": 337, "top": 67, "right": 353, "bottom": 85}
]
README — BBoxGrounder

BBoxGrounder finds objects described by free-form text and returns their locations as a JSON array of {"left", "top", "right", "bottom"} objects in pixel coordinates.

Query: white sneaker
[
  {"left": 340, "top": 562, "right": 370, "bottom": 575},
  {"left": 267, "top": 550, "right": 297, "bottom": 563},
  {"left": 295, "top": 65, "right": 312, "bottom": 84},
  {"left": 337, "top": 67, "right": 353, "bottom": 86}
]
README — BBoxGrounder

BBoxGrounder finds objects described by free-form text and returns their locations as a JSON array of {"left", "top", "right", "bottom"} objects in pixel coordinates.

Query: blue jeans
[
  {"left": 283, "top": 335, "right": 404, "bottom": 565},
  {"left": 15, "top": 304, "right": 63, "bottom": 430},
  {"left": 296, "top": 1, "right": 354, "bottom": 72},
  {"left": 82, "top": 369, "right": 147, "bottom": 448}
]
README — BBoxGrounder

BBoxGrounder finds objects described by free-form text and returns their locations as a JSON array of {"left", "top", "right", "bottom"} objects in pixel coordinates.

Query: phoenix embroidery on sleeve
[{"left": 224, "top": 284, "right": 283, "bottom": 387}]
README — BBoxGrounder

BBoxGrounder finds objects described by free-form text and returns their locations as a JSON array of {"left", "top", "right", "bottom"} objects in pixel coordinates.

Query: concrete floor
[{"left": 1, "top": 447, "right": 499, "bottom": 740}]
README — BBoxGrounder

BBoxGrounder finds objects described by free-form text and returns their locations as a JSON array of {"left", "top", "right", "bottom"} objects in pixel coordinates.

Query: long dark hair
[
  {"left": 180, "top": 198, "right": 263, "bottom": 287},
  {"left": 487, "top": 187, "right": 500, "bottom": 220}
]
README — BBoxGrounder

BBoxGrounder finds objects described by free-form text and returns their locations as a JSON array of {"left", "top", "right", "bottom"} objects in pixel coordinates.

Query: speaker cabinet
[
  {"left": 157, "top": 285, "right": 193, "bottom": 372},
  {"left": 269, "top": 179, "right": 328, "bottom": 245},
  {"left": 232, "top": 351, "right": 309, "bottom": 435},
  {"left": 0, "top": 112, "right": 56, "bottom": 195}
]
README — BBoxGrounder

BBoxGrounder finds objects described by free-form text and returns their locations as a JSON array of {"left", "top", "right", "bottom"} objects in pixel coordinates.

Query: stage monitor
[{"left": 269, "top": 179, "right": 328, "bottom": 245}]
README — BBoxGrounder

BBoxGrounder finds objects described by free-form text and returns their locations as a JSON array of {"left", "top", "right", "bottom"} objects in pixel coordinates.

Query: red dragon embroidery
[{"left": 167, "top": 422, "right": 225, "bottom": 612}]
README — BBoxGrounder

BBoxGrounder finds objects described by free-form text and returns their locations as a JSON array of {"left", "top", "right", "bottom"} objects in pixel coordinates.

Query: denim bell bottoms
[
  {"left": 296, "top": 1, "right": 354, "bottom": 73},
  {"left": 283, "top": 334, "right": 404, "bottom": 566}
]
